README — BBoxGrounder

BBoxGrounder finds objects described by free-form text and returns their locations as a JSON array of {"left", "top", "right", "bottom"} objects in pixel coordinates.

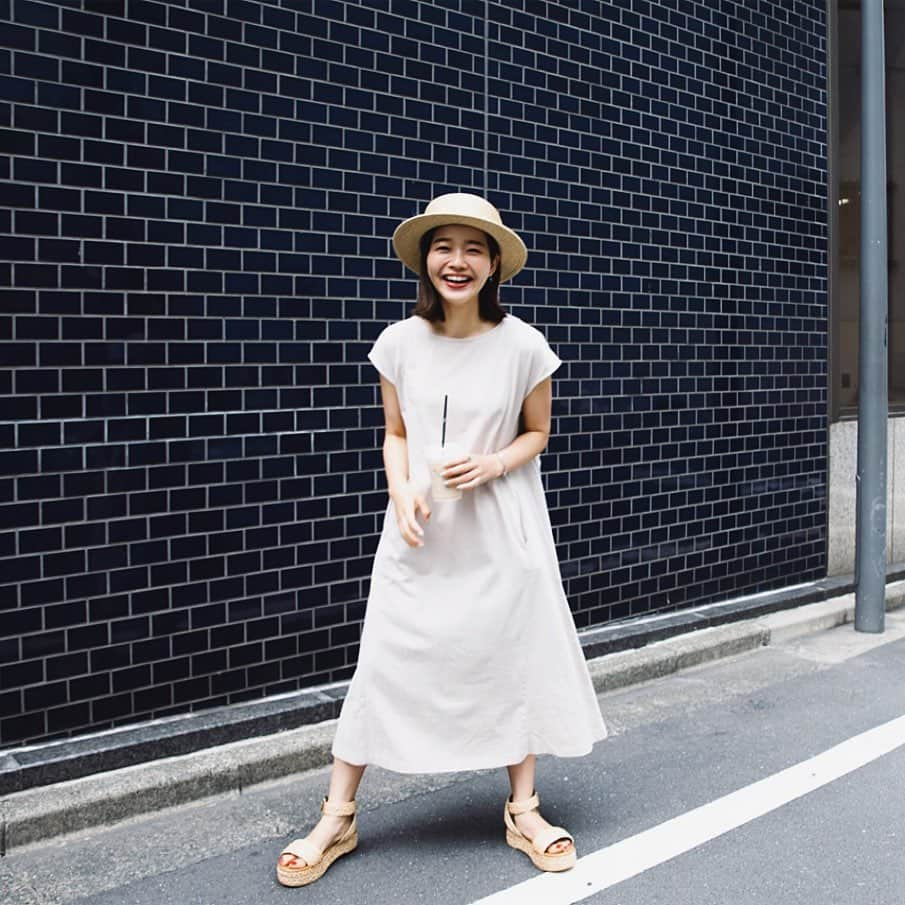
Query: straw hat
[{"left": 392, "top": 193, "right": 528, "bottom": 284}]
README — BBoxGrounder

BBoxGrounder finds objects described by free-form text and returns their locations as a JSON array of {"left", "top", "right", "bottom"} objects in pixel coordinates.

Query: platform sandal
[
  {"left": 504, "top": 790, "right": 576, "bottom": 872},
  {"left": 276, "top": 796, "right": 358, "bottom": 887}
]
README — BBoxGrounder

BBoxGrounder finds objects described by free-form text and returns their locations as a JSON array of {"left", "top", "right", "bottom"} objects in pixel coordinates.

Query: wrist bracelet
[{"left": 495, "top": 451, "right": 508, "bottom": 477}]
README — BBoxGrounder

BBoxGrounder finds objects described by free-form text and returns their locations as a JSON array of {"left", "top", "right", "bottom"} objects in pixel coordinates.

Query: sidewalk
[{"left": 2, "top": 583, "right": 904, "bottom": 854}]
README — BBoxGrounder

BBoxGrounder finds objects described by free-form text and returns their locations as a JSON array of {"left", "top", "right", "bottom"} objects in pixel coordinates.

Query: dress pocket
[{"left": 497, "top": 475, "right": 529, "bottom": 554}]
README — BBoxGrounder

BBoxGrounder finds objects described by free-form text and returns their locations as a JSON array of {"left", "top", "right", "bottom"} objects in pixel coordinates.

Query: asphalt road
[{"left": 2, "top": 612, "right": 904, "bottom": 905}]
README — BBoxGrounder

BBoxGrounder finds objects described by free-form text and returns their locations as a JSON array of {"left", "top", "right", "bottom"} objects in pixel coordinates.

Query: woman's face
[{"left": 425, "top": 224, "right": 498, "bottom": 310}]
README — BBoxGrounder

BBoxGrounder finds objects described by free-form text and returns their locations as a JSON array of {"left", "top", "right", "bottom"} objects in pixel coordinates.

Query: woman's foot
[
  {"left": 277, "top": 810, "right": 355, "bottom": 869},
  {"left": 511, "top": 807, "right": 574, "bottom": 855}
]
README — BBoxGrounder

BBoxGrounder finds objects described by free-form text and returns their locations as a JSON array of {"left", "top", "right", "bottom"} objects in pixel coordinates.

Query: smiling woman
[
  {"left": 425, "top": 225, "right": 496, "bottom": 303},
  {"left": 275, "top": 193, "right": 607, "bottom": 887},
  {"left": 402, "top": 200, "right": 520, "bottom": 335}
]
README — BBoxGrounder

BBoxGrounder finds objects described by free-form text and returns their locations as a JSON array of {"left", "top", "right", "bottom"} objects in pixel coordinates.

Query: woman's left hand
[{"left": 441, "top": 453, "right": 504, "bottom": 491}]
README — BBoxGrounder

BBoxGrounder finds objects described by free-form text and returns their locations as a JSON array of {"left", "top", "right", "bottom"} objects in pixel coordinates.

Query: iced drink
[{"left": 425, "top": 442, "right": 466, "bottom": 501}]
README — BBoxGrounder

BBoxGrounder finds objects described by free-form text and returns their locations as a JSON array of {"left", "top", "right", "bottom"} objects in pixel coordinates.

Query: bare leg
[
  {"left": 505, "top": 754, "right": 573, "bottom": 855},
  {"left": 278, "top": 756, "right": 366, "bottom": 869}
]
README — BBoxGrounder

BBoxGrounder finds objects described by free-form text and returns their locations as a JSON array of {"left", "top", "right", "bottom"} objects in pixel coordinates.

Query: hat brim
[{"left": 392, "top": 213, "right": 528, "bottom": 284}]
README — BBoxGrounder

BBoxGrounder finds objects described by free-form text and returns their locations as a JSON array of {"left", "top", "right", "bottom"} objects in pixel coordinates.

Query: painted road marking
[{"left": 469, "top": 713, "right": 905, "bottom": 905}]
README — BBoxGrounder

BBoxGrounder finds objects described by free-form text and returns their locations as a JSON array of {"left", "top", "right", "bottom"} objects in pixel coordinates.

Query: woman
[{"left": 276, "top": 193, "right": 607, "bottom": 887}]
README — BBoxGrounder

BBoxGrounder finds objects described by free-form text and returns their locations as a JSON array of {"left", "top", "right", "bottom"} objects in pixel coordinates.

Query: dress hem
[{"left": 330, "top": 731, "right": 607, "bottom": 776}]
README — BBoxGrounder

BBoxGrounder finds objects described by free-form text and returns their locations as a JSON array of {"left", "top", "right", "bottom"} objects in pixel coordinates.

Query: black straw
[{"left": 441, "top": 395, "right": 448, "bottom": 448}]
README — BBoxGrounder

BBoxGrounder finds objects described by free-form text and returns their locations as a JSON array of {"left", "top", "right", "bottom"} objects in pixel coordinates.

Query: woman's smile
[
  {"left": 440, "top": 274, "right": 473, "bottom": 290},
  {"left": 426, "top": 224, "right": 497, "bottom": 305}
]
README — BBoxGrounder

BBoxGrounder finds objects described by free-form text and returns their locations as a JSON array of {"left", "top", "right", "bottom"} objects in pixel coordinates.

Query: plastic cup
[{"left": 425, "top": 442, "right": 466, "bottom": 502}]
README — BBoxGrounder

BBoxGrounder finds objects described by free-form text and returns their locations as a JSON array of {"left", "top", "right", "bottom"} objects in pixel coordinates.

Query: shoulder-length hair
[{"left": 411, "top": 227, "right": 506, "bottom": 324}]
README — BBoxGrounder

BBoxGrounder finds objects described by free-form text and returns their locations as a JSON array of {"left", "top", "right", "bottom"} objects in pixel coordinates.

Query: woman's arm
[
  {"left": 496, "top": 376, "right": 552, "bottom": 473},
  {"left": 379, "top": 375, "right": 431, "bottom": 546},
  {"left": 379, "top": 374, "right": 411, "bottom": 495}
]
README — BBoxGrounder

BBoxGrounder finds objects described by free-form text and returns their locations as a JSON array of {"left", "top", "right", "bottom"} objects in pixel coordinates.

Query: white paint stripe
[{"left": 469, "top": 713, "right": 905, "bottom": 905}]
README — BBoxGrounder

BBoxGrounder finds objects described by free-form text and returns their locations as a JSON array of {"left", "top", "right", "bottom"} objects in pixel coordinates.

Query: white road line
[{"left": 469, "top": 713, "right": 905, "bottom": 905}]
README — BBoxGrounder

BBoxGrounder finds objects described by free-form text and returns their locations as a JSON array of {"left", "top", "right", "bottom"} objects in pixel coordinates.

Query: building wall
[
  {"left": 0, "top": 0, "right": 828, "bottom": 747},
  {"left": 827, "top": 417, "right": 905, "bottom": 575}
]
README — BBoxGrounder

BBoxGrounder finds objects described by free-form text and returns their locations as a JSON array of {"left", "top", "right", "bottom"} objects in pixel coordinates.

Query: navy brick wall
[{"left": 0, "top": 0, "right": 828, "bottom": 747}]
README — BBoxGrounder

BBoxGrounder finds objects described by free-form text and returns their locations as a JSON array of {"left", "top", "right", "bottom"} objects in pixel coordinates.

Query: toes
[
  {"left": 278, "top": 854, "right": 307, "bottom": 869},
  {"left": 547, "top": 839, "right": 573, "bottom": 855}
]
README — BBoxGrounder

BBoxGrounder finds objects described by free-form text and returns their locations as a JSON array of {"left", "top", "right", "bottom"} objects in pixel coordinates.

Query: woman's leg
[
  {"left": 506, "top": 754, "right": 573, "bottom": 855},
  {"left": 507, "top": 752, "right": 537, "bottom": 801},
  {"left": 278, "top": 756, "right": 366, "bottom": 869},
  {"left": 327, "top": 755, "right": 367, "bottom": 802}
]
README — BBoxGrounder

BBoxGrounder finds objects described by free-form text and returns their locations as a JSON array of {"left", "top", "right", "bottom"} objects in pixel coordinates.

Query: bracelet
[{"left": 495, "top": 451, "right": 508, "bottom": 477}]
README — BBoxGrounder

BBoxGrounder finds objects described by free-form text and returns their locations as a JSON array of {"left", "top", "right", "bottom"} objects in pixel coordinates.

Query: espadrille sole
[
  {"left": 505, "top": 829, "right": 576, "bottom": 872},
  {"left": 276, "top": 833, "right": 358, "bottom": 887}
]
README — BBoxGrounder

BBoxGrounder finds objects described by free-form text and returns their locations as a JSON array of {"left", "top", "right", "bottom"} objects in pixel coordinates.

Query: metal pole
[{"left": 854, "top": 0, "right": 888, "bottom": 633}]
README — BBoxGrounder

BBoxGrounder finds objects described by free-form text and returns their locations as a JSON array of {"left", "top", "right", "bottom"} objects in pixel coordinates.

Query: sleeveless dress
[{"left": 331, "top": 314, "right": 607, "bottom": 773}]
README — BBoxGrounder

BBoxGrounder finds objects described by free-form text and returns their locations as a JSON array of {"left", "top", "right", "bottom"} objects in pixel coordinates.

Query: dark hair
[{"left": 411, "top": 227, "right": 506, "bottom": 324}]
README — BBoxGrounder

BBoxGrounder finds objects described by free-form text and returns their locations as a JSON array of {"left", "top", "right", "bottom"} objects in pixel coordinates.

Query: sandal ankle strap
[
  {"left": 507, "top": 791, "right": 540, "bottom": 815},
  {"left": 321, "top": 796, "right": 356, "bottom": 817}
]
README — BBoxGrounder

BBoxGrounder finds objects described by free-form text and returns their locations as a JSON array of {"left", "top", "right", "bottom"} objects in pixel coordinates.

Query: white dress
[{"left": 331, "top": 313, "right": 607, "bottom": 773}]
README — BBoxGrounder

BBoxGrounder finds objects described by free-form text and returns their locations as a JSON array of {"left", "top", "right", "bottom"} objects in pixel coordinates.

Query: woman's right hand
[{"left": 390, "top": 482, "right": 431, "bottom": 547}]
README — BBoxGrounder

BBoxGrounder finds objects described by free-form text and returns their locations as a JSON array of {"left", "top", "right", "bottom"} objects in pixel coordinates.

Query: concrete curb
[{"left": 3, "top": 583, "right": 904, "bottom": 854}]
